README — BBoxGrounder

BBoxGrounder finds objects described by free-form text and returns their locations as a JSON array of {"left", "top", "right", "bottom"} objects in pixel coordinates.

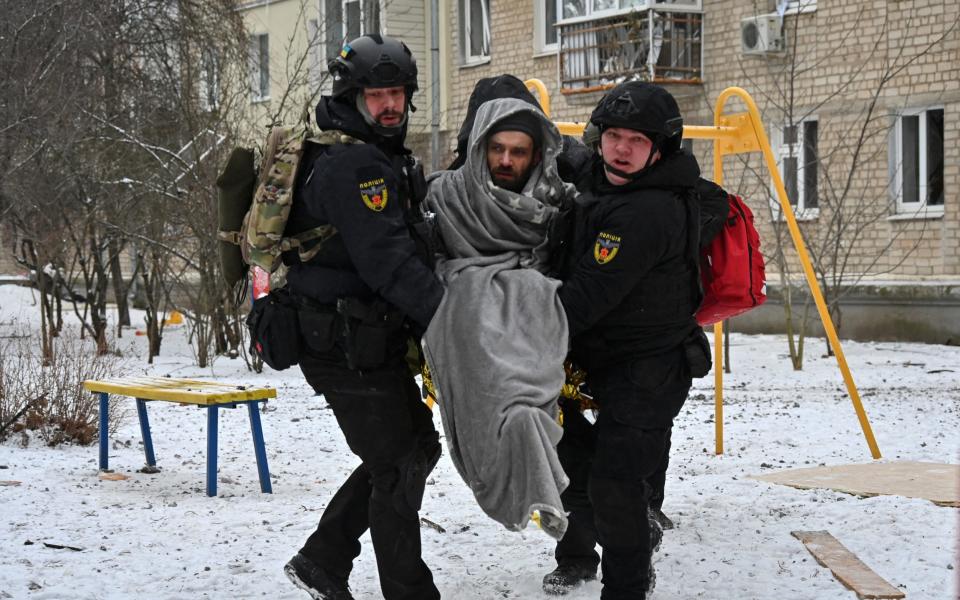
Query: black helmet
[
  {"left": 328, "top": 34, "right": 419, "bottom": 98},
  {"left": 589, "top": 81, "right": 684, "bottom": 155}
]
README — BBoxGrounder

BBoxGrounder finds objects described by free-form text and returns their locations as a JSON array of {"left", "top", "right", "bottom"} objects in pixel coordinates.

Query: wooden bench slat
[
  {"left": 83, "top": 377, "right": 276, "bottom": 405},
  {"left": 792, "top": 530, "right": 904, "bottom": 599}
]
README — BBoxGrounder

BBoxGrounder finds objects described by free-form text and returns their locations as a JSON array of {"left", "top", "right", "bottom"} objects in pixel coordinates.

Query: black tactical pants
[
  {"left": 556, "top": 348, "right": 690, "bottom": 600},
  {"left": 298, "top": 350, "right": 441, "bottom": 600}
]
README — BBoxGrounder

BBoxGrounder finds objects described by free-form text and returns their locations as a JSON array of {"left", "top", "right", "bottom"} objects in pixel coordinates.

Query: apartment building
[
  {"left": 443, "top": 0, "right": 959, "bottom": 341},
  {"left": 236, "top": 0, "right": 449, "bottom": 153},
  {"left": 227, "top": 0, "right": 958, "bottom": 341}
]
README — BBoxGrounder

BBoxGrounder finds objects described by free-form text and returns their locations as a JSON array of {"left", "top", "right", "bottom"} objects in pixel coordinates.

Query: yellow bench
[{"left": 83, "top": 377, "right": 277, "bottom": 497}]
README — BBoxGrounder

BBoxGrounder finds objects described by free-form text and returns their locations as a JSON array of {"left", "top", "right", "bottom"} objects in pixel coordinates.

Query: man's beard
[{"left": 491, "top": 165, "right": 534, "bottom": 193}]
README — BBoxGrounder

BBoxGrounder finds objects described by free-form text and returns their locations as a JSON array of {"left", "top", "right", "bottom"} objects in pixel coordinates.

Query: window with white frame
[
  {"left": 461, "top": 0, "right": 490, "bottom": 63},
  {"left": 249, "top": 33, "right": 270, "bottom": 101},
  {"left": 782, "top": 0, "right": 817, "bottom": 15},
  {"left": 772, "top": 118, "right": 819, "bottom": 214},
  {"left": 322, "top": 0, "right": 381, "bottom": 63},
  {"left": 891, "top": 108, "right": 944, "bottom": 213},
  {"left": 199, "top": 48, "right": 220, "bottom": 111},
  {"left": 535, "top": 0, "right": 561, "bottom": 54}
]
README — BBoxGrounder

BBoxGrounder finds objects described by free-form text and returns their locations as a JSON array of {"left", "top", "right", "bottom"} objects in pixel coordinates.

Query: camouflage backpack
[{"left": 216, "top": 125, "right": 361, "bottom": 302}]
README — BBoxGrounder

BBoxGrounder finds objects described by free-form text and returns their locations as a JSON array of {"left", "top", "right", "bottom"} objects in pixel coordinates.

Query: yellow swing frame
[{"left": 525, "top": 79, "right": 881, "bottom": 459}]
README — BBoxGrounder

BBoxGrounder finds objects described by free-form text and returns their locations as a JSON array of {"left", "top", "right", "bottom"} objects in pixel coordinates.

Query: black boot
[
  {"left": 542, "top": 564, "right": 597, "bottom": 595},
  {"left": 284, "top": 553, "right": 354, "bottom": 600}
]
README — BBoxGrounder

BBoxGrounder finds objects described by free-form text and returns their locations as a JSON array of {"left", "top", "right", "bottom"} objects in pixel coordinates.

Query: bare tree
[{"left": 735, "top": 2, "right": 957, "bottom": 366}]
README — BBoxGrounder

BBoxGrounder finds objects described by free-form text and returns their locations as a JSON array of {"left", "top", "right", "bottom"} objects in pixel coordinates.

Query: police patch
[
  {"left": 359, "top": 177, "right": 388, "bottom": 212},
  {"left": 594, "top": 232, "right": 621, "bottom": 264}
]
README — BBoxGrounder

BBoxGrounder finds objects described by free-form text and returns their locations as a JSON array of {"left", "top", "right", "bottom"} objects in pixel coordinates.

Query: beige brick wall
[{"left": 443, "top": 0, "right": 959, "bottom": 278}]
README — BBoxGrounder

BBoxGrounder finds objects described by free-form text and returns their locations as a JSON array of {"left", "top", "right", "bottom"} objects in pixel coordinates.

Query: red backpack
[{"left": 696, "top": 194, "right": 766, "bottom": 326}]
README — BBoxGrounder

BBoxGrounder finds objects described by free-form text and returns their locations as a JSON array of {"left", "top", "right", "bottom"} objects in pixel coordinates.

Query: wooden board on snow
[
  {"left": 750, "top": 461, "right": 959, "bottom": 507},
  {"left": 792, "top": 530, "right": 904, "bottom": 599}
]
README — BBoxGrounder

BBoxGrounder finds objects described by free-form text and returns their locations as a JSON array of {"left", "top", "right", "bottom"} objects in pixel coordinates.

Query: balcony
[{"left": 559, "top": 10, "right": 702, "bottom": 93}]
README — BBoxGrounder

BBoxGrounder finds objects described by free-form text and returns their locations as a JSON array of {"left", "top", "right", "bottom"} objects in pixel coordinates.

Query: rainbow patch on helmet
[{"left": 594, "top": 232, "right": 621, "bottom": 264}]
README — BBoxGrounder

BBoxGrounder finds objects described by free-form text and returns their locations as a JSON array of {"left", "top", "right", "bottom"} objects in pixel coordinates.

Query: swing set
[{"left": 525, "top": 79, "right": 881, "bottom": 459}]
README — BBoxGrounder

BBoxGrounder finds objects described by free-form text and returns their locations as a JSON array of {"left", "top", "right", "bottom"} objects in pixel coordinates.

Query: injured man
[{"left": 422, "top": 97, "right": 576, "bottom": 540}]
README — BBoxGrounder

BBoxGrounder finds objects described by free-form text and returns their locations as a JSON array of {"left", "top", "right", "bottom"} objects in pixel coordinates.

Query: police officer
[
  {"left": 545, "top": 81, "right": 711, "bottom": 599},
  {"left": 281, "top": 34, "right": 443, "bottom": 600},
  {"left": 560, "top": 124, "right": 730, "bottom": 536}
]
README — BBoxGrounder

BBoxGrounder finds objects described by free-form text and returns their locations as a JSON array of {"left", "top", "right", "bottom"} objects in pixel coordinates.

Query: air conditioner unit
[{"left": 740, "top": 14, "right": 785, "bottom": 55}]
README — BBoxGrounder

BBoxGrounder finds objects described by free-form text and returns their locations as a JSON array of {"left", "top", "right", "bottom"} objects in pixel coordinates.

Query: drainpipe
[{"left": 430, "top": 0, "right": 441, "bottom": 171}]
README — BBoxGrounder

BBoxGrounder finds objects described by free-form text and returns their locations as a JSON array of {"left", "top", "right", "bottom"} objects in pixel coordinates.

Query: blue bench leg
[
  {"left": 99, "top": 393, "right": 109, "bottom": 471},
  {"left": 135, "top": 399, "right": 157, "bottom": 467},
  {"left": 207, "top": 405, "right": 218, "bottom": 497},
  {"left": 247, "top": 401, "right": 272, "bottom": 493}
]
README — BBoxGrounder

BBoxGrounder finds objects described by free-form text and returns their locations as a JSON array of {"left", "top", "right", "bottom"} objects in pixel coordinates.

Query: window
[
  {"left": 199, "top": 48, "right": 220, "bottom": 111},
  {"left": 559, "top": 8, "right": 702, "bottom": 90},
  {"left": 891, "top": 108, "right": 944, "bottom": 214},
  {"left": 307, "top": 19, "right": 323, "bottom": 89},
  {"left": 535, "top": 0, "right": 561, "bottom": 54},
  {"left": 461, "top": 0, "right": 490, "bottom": 63},
  {"left": 772, "top": 118, "right": 818, "bottom": 214},
  {"left": 782, "top": 0, "right": 817, "bottom": 15},
  {"left": 322, "top": 0, "right": 380, "bottom": 62},
  {"left": 249, "top": 33, "right": 270, "bottom": 101}
]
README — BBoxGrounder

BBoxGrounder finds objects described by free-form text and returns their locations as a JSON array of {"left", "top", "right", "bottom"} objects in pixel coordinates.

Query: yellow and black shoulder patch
[
  {"left": 359, "top": 177, "right": 388, "bottom": 212},
  {"left": 594, "top": 232, "right": 621, "bottom": 265}
]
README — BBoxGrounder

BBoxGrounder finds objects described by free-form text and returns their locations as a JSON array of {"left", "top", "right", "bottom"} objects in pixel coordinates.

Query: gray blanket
[{"left": 422, "top": 98, "right": 575, "bottom": 539}]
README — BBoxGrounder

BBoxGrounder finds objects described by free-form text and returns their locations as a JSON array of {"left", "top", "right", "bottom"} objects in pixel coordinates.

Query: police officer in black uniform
[
  {"left": 281, "top": 34, "right": 444, "bottom": 600},
  {"left": 545, "top": 81, "right": 711, "bottom": 599}
]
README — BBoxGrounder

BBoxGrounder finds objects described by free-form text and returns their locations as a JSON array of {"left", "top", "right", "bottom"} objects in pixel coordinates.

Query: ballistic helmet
[
  {"left": 589, "top": 81, "right": 684, "bottom": 156},
  {"left": 328, "top": 34, "right": 419, "bottom": 98}
]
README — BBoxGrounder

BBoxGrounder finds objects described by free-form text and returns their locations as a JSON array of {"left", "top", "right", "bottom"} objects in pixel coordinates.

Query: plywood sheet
[
  {"left": 792, "top": 530, "right": 904, "bottom": 599},
  {"left": 750, "top": 461, "right": 959, "bottom": 507}
]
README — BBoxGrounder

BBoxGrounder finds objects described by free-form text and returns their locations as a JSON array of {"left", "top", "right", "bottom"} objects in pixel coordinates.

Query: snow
[{"left": 1, "top": 283, "right": 957, "bottom": 600}]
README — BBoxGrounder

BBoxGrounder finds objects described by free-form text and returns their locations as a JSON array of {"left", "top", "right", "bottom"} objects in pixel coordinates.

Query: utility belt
[{"left": 246, "top": 287, "right": 405, "bottom": 372}]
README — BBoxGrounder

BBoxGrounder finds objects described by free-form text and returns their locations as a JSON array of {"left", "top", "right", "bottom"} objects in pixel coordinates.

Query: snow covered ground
[{"left": 1, "top": 283, "right": 957, "bottom": 599}]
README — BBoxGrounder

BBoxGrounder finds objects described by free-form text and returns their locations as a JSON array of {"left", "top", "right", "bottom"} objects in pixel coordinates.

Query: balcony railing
[{"left": 559, "top": 10, "right": 702, "bottom": 93}]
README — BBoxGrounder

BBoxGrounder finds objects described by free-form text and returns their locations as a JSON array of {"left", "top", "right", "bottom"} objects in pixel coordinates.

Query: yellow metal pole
[
  {"left": 712, "top": 112, "right": 727, "bottom": 456},
  {"left": 713, "top": 322, "right": 724, "bottom": 454},
  {"left": 713, "top": 87, "right": 881, "bottom": 459},
  {"left": 525, "top": 78, "right": 552, "bottom": 118}
]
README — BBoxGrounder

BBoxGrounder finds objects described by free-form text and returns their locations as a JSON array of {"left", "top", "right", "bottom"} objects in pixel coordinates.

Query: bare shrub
[{"left": 0, "top": 332, "right": 126, "bottom": 446}]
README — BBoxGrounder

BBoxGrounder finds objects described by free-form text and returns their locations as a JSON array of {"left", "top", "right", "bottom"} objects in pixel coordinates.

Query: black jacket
[
  {"left": 283, "top": 96, "right": 443, "bottom": 330},
  {"left": 558, "top": 151, "right": 702, "bottom": 372}
]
